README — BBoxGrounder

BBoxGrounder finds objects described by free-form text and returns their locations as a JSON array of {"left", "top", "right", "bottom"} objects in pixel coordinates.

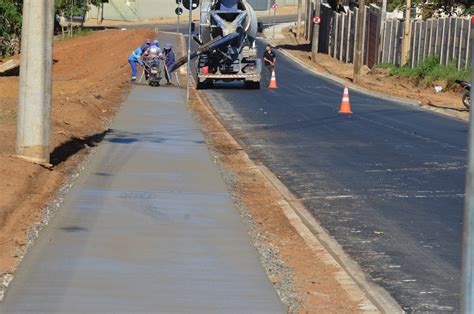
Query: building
[{"left": 90, "top": 0, "right": 296, "bottom": 22}]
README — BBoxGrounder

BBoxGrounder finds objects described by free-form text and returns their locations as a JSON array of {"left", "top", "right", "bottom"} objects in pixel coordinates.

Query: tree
[
  {"left": 0, "top": 0, "right": 96, "bottom": 58},
  {"left": 347, "top": 0, "right": 472, "bottom": 15},
  {"left": 0, "top": 0, "right": 22, "bottom": 57}
]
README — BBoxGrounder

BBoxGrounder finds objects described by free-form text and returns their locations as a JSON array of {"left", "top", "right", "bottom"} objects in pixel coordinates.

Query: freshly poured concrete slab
[{"left": 0, "top": 86, "right": 284, "bottom": 313}]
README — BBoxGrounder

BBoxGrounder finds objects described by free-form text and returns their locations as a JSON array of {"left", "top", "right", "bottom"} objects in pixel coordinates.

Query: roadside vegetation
[
  {"left": 377, "top": 56, "right": 471, "bottom": 88},
  {"left": 59, "top": 28, "right": 95, "bottom": 41},
  {"left": 0, "top": 0, "right": 105, "bottom": 59}
]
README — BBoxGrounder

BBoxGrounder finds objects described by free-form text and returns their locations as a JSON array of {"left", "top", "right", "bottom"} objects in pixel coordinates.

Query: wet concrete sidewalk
[{"left": 0, "top": 86, "right": 284, "bottom": 313}]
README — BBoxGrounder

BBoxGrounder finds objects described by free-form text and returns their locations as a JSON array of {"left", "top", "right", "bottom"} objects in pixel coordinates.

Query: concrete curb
[
  {"left": 192, "top": 81, "right": 405, "bottom": 313},
  {"left": 257, "top": 167, "right": 404, "bottom": 314},
  {"left": 262, "top": 28, "right": 468, "bottom": 122},
  {"left": 176, "top": 27, "right": 404, "bottom": 312}
]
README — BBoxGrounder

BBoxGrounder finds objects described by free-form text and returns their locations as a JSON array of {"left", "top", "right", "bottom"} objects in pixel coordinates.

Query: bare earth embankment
[{"left": 0, "top": 29, "right": 154, "bottom": 278}]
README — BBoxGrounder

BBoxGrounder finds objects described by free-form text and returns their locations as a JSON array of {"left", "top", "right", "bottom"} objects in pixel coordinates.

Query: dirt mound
[{"left": 0, "top": 28, "right": 155, "bottom": 276}]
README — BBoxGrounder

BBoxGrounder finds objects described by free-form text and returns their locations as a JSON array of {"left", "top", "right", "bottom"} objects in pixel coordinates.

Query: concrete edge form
[{"left": 193, "top": 88, "right": 405, "bottom": 314}]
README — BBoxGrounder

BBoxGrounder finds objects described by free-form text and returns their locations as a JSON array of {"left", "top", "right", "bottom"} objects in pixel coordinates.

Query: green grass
[
  {"left": 59, "top": 28, "right": 95, "bottom": 41},
  {"left": 73, "top": 28, "right": 95, "bottom": 37},
  {"left": 376, "top": 56, "right": 471, "bottom": 87}
]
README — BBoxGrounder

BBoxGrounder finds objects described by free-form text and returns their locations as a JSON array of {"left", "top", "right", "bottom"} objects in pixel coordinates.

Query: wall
[
  {"left": 136, "top": 0, "right": 181, "bottom": 20},
  {"left": 89, "top": 0, "right": 139, "bottom": 21},
  {"left": 90, "top": 0, "right": 294, "bottom": 21}
]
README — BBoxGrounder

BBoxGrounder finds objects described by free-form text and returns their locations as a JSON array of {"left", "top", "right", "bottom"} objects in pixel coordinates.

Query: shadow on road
[
  {"left": 426, "top": 103, "right": 469, "bottom": 112},
  {"left": 274, "top": 43, "right": 311, "bottom": 52}
]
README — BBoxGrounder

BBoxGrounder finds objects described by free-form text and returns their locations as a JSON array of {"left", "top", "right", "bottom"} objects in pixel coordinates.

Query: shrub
[{"left": 377, "top": 56, "right": 471, "bottom": 88}]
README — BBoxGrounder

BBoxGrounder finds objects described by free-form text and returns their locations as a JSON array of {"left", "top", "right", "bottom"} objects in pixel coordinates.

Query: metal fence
[{"left": 306, "top": 2, "right": 472, "bottom": 69}]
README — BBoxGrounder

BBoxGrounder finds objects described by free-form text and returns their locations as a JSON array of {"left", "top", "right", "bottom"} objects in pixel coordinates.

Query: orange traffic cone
[
  {"left": 268, "top": 69, "right": 278, "bottom": 89},
  {"left": 338, "top": 86, "right": 352, "bottom": 114}
]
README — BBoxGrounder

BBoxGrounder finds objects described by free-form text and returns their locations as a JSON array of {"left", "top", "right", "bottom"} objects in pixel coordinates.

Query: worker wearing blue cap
[
  {"left": 128, "top": 46, "right": 145, "bottom": 82},
  {"left": 127, "top": 39, "right": 152, "bottom": 82},
  {"left": 148, "top": 40, "right": 162, "bottom": 55},
  {"left": 141, "top": 39, "right": 151, "bottom": 52}
]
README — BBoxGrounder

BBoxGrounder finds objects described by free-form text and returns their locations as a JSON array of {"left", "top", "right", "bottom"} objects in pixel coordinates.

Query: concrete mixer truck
[{"left": 172, "top": 0, "right": 261, "bottom": 89}]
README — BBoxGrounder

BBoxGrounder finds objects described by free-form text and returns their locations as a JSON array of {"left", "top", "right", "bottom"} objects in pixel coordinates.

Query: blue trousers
[{"left": 129, "top": 60, "right": 138, "bottom": 78}]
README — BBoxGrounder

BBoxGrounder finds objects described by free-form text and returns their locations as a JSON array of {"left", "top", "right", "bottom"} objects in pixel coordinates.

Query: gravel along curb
[
  {"left": 189, "top": 85, "right": 404, "bottom": 313},
  {"left": 0, "top": 148, "right": 97, "bottom": 302},
  {"left": 177, "top": 30, "right": 403, "bottom": 312},
  {"left": 0, "top": 97, "right": 123, "bottom": 302},
  {"left": 262, "top": 29, "right": 468, "bottom": 122},
  {"left": 176, "top": 33, "right": 301, "bottom": 312},
  {"left": 258, "top": 167, "right": 404, "bottom": 313}
]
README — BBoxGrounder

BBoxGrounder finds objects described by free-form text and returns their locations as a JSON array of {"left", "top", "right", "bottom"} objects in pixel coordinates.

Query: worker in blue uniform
[
  {"left": 128, "top": 46, "right": 145, "bottom": 82},
  {"left": 128, "top": 39, "right": 151, "bottom": 82},
  {"left": 141, "top": 39, "right": 151, "bottom": 53}
]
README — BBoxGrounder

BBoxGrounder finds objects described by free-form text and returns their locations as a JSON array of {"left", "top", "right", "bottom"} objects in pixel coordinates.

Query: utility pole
[
  {"left": 296, "top": 0, "right": 302, "bottom": 41},
  {"left": 16, "top": 0, "right": 55, "bottom": 163},
  {"left": 381, "top": 0, "right": 387, "bottom": 21},
  {"left": 353, "top": 0, "right": 365, "bottom": 83},
  {"left": 177, "top": 7, "right": 181, "bottom": 33},
  {"left": 311, "top": 0, "right": 321, "bottom": 62},
  {"left": 186, "top": 0, "right": 192, "bottom": 101},
  {"left": 272, "top": 6, "right": 276, "bottom": 39},
  {"left": 267, "top": 0, "right": 271, "bottom": 30},
  {"left": 462, "top": 22, "right": 474, "bottom": 314},
  {"left": 401, "top": 0, "right": 411, "bottom": 65}
]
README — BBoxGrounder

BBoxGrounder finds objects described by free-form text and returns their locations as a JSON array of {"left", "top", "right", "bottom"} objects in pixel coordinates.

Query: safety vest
[{"left": 131, "top": 47, "right": 142, "bottom": 61}]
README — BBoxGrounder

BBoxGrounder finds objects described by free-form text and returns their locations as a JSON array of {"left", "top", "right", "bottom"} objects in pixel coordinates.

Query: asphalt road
[{"left": 203, "top": 40, "right": 467, "bottom": 312}]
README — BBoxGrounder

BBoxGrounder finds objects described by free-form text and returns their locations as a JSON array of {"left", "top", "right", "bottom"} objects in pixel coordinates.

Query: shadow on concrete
[
  {"left": 60, "top": 225, "right": 88, "bottom": 232},
  {"left": 50, "top": 130, "right": 109, "bottom": 166},
  {"left": 104, "top": 128, "right": 205, "bottom": 145}
]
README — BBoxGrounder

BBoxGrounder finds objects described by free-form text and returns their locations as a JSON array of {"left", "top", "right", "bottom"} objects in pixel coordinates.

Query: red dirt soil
[{"left": 0, "top": 29, "right": 154, "bottom": 276}]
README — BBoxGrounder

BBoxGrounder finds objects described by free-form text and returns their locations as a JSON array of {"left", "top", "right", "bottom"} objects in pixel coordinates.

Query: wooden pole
[
  {"left": 353, "top": 0, "right": 365, "bottom": 83},
  {"left": 401, "top": 0, "right": 411, "bottom": 65}
]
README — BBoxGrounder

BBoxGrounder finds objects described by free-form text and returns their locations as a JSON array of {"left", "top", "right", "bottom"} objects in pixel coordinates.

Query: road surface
[
  {"left": 203, "top": 40, "right": 466, "bottom": 312},
  {"left": 0, "top": 83, "right": 284, "bottom": 313}
]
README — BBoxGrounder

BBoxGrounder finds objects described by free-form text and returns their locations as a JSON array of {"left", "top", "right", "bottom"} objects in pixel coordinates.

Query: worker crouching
[{"left": 128, "top": 39, "right": 150, "bottom": 82}]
